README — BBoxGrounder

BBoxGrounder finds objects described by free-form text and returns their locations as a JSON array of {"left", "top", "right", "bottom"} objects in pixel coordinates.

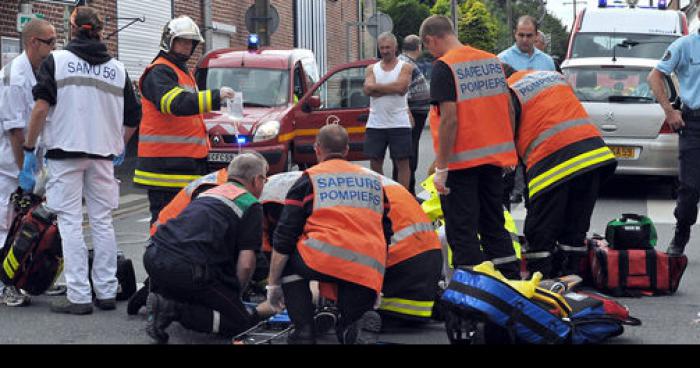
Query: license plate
[
  {"left": 609, "top": 146, "right": 638, "bottom": 160},
  {"left": 208, "top": 152, "right": 236, "bottom": 163}
]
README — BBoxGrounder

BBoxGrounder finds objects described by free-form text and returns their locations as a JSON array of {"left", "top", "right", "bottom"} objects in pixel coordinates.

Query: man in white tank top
[{"left": 363, "top": 32, "right": 414, "bottom": 191}]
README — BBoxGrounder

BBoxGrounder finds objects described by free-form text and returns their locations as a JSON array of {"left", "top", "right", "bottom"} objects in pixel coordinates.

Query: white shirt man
[{"left": 0, "top": 19, "right": 56, "bottom": 306}]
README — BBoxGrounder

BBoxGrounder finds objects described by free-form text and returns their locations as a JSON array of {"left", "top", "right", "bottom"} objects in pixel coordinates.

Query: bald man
[
  {"left": 498, "top": 15, "right": 555, "bottom": 72},
  {"left": 267, "top": 124, "right": 392, "bottom": 344},
  {"left": 0, "top": 19, "right": 56, "bottom": 307}
]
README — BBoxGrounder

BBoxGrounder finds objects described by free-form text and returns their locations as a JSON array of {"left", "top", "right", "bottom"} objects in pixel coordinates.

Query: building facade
[{"left": 1, "top": 0, "right": 372, "bottom": 78}]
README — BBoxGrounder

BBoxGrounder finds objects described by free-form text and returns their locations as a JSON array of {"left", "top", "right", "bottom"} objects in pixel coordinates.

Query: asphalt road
[{"left": 1, "top": 128, "right": 699, "bottom": 344}]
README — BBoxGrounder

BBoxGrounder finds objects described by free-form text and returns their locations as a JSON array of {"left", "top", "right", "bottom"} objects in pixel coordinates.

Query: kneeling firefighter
[
  {"left": 143, "top": 153, "right": 276, "bottom": 344},
  {"left": 261, "top": 170, "right": 443, "bottom": 323},
  {"left": 127, "top": 168, "right": 229, "bottom": 314},
  {"left": 506, "top": 68, "right": 617, "bottom": 278}
]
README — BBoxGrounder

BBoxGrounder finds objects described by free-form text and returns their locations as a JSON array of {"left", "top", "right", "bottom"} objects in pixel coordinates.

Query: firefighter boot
[{"left": 146, "top": 292, "right": 180, "bottom": 344}]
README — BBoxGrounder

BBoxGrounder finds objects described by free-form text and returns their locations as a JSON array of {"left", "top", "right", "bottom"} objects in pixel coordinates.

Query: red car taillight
[{"left": 659, "top": 120, "right": 674, "bottom": 134}]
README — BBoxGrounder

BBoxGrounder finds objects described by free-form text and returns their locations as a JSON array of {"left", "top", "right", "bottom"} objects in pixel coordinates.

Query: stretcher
[{"left": 232, "top": 306, "right": 293, "bottom": 345}]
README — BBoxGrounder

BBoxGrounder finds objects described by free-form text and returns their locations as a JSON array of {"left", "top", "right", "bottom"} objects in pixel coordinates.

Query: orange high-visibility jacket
[
  {"left": 381, "top": 178, "right": 441, "bottom": 267},
  {"left": 135, "top": 56, "right": 210, "bottom": 189},
  {"left": 149, "top": 169, "right": 228, "bottom": 236},
  {"left": 508, "top": 70, "right": 616, "bottom": 201},
  {"left": 429, "top": 46, "right": 517, "bottom": 171},
  {"left": 298, "top": 160, "right": 388, "bottom": 292}
]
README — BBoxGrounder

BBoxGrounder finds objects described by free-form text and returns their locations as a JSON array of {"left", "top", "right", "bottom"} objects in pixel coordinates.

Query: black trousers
[
  {"left": 147, "top": 189, "right": 178, "bottom": 226},
  {"left": 143, "top": 244, "right": 255, "bottom": 337},
  {"left": 674, "top": 117, "right": 700, "bottom": 233},
  {"left": 281, "top": 250, "right": 375, "bottom": 334},
  {"left": 524, "top": 169, "right": 601, "bottom": 278},
  {"left": 440, "top": 165, "right": 519, "bottom": 278},
  {"left": 393, "top": 109, "right": 428, "bottom": 195}
]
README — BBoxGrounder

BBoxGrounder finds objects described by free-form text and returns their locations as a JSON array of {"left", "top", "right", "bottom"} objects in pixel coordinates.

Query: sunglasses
[{"left": 35, "top": 37, "right": 56, "bottom": 46}]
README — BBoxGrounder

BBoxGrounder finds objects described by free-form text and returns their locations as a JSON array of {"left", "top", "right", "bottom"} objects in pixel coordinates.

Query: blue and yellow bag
[{"left": 440, "top": 262, "right": 641, "bottom": 344}]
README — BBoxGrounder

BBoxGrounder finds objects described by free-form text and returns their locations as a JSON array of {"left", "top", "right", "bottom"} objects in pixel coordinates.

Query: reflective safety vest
[
  {"left": 135, "top": 56, "right": 210, "bottom": 189},
  {"left": 429, "top": 46, "right": 517, "bottom": 171},
  {"left": 196, "top": 182, "right": 248, "bottom": 217},
  {"left": 298, "top": 160, "right": 387, "bottom": 292},
  {"left": 260, "top": 171, "right": 304, "bottom": 253},
  {"left": 378, "top": 176, "right": 442, "bottom": 320},
  {"left": 149, "top": 169, "right": 228, "bottom": 236},
  {"left": 508, "top": 70, "right": 616, "bottom": 201}
]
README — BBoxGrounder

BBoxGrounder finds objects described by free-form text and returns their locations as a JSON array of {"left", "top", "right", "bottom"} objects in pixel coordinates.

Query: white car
[{"left": 561, "top": 57, "right": 679, "bottom": 177}]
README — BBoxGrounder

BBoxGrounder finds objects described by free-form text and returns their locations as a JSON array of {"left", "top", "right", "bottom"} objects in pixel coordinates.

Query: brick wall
[
  {"left": 326, "top": 0, "right": 361, "bottom": 67},
  {"left": 0, "top": 1, "right": 117, "bottom": 57},
  {"left": 270, "top": 0, "right": 294, "bottom": 48}
]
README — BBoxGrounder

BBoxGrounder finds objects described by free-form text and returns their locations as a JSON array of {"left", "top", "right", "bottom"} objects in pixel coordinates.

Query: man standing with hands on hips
[{"left": 419, "top": 15, "right": 520, "bottom": 278}]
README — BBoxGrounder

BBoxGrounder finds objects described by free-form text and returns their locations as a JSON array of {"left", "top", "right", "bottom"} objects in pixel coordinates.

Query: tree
[
  {"left": 459, "top": 0, "right": 497, "bottom": 52},
  {"left": 430, "top": 0, "right": 454, "bottom": 16},
  {"left": 378, "top": 0, "right": 431, "bottom": 46}
]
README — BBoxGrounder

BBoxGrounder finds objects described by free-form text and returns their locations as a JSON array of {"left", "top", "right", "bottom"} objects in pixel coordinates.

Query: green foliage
[
  {"left": 459, "top": 0, "right": 497, "bottom": 52},
  {"left": 430, "top": 0, "right": 454, "bottom": 16},
  {"left": 378, "top": 0, "right": 432, "bottom": 45}
]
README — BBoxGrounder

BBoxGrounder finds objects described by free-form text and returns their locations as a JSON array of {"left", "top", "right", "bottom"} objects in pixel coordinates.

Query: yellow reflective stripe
[
  {"left": 529, "top": 147, "right": 615, "bottom": 198},
  {"left": 198, "top": 91, "right": 205, "bottom": 114},
  {"left": 3, "top": 260, "right": 15, "bottom": 279},
  {"left": 160, "top": 87, "right": 183, "bottom": 114},
  {"left": 278, "top": 131, "right": 295, "bottom": 142},
  {"left": 379, "top": 297, "right": 434, "bottom": 317},
  {"left": 166, "top": 88, "right": 184, "bottom": 114},
  {"left": 133, "top": 177, "right": 190, "bottom": 188},
  {"left": 206, "top": 90, "right": 212, "bottom": 113},
  {"left": 134, "top": 170, "right": 201, "bottom": 181},
  {"left": 7, "top": 251, "right": 19, "bottom": 269}
]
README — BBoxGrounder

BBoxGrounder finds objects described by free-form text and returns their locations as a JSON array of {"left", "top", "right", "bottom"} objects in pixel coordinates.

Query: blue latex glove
[
  {"left": 19, "top": 150, "right": 37, "bottom": 192},
  {"left": 113, "top": 152, "right": 125, "bottom": 167}
]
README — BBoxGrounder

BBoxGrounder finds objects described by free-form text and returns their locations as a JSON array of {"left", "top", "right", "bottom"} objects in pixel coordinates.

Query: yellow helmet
[{"left": 160, "top": 16, "right": 204, "bottom": 53}]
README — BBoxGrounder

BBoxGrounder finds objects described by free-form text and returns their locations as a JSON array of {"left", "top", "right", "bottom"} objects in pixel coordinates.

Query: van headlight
[{"left": 253, "top": 120, "right": 281, "bottom": 142}]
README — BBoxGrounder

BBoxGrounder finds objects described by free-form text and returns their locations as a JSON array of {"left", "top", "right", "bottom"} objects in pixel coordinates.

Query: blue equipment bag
[
  {"left": 441, "top": 269, "right": 641, "bottom": 344},
  {"left": 441, "top": 269, "right": 571, "bottom": 344}
]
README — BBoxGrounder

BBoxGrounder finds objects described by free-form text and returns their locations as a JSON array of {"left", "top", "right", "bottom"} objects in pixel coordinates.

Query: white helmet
[{"left": 160, "top": 16, "right": 204, "bottom": 53}]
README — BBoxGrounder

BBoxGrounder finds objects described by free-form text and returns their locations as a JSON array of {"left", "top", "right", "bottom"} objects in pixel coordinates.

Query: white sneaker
[{"left": 2, "top": 286, "right": 31, "bottom": 307}]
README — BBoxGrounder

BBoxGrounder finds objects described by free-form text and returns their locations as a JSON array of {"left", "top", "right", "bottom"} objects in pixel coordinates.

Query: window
[
  {"left": 571, "top": 33, "right": 678, "bottom": 59},
  {"left": 1, "top": 37, "right": 20, "bottom": 68},
  {"left": 206, "top": 67, "right": 290, "bottom": 107},
  {"left": 313, "top": 67, "right": 368, "bottom": 109},
  {"left": 563, "top": 66, "right": 673, "bottom": 103}
]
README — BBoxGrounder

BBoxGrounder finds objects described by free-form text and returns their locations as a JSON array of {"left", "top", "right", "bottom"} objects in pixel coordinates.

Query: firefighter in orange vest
[
  {"left": 262, "top": 170, "right": 443, "bottom": 323},
  {"left": 373, "top": 173, "right": 442, "bottom": 322},
  {"left": 143, "top": 153, "right": 276, "bottom": 344},
  {"left": 135, "top": 16, "right": 235, "bottom": 225},
  {"left": 419, "top": 15, "right": 520, "bottom": 278},
  {"left": 266, "top": 124, "right": 392, "bottom": 344},
  {"left": 505, "top": 67, "right": 617, "bottom": 278}
]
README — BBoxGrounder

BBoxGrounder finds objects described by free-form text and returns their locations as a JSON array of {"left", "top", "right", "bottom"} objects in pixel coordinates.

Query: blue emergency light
[
  {"left": 237, "top": 136, "right": 247, "bottom": 145},
  {"left": 658, "top": 0, "right": 667, "bottom": 9},
  {"left": 599, "top": 0, "right": 607, "bottom": 7},
  {"left": 248, "top": 34, "right": 259, "bottom": 51}
]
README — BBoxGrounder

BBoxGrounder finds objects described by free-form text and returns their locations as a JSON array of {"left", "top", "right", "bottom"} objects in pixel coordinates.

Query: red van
[{"left": 196, "top": 47, "right": 374, "bottom": 173}]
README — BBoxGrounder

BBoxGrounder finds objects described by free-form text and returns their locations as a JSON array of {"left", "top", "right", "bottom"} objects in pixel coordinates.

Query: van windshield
[
  {"left": 206, "top": 67, "right": 290, "bottom": 107},
  {"left": 562, "top": 66, "right": 672, "bottom": 103},
  {"left": 571, "top": 33, "right": 678, "bottom": 59}
]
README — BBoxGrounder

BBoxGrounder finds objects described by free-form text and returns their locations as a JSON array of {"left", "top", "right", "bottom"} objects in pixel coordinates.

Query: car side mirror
[{"left": 308, "top": 95, "right": 321, "bottom": 109}]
